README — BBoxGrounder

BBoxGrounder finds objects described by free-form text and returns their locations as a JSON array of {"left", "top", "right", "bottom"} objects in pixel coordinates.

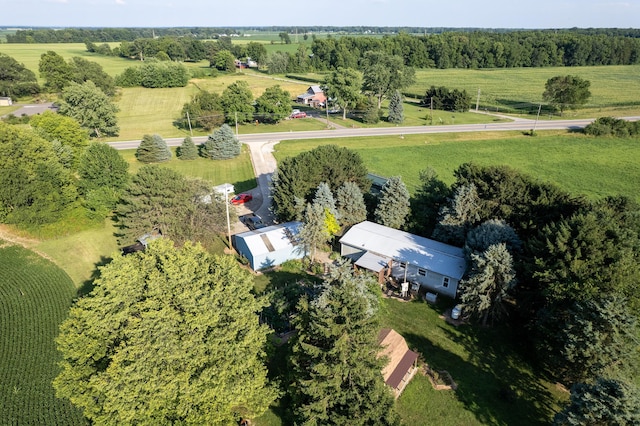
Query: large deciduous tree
[
  {"left": 0, "top": 53, "right": 40, "bottom": 98},
  {"left": 58, "top": 81, "right": 119, "bottom": 137},
  {"left": 221, "top": 80, "right": 254, "bottom": 124},
  {"left": 323, "top": 67, "right": 363, "bottom": 120},
  {"left": 180, "top": 90, "right": 224, "bottom": 131},
  {"left": 54, "top": 239, "right": 277, "bottom": 425},
  {"left": 115, "top": 165, "right": 228, "bottom": 248},
  {"left": 290, "top": 262, "right": 400, "bottom": 425},
  {"left": 374, "top": 176, "right": 410, "bottom": 229},
  {"left": 69, "top": 56, "right": 116, "bottom": 96},
  {"left": 202, "top": 124, "right": 241, "bottom": 159},
  {"left": 30, "top": 110, "right": 89, "bottom": 168},
  {"left": 135, "top": 134, "right": 172, "bottom": 163},
  {"left": 271, "top": 145, "right": 370, "bottom": 222},
  {"left": 459, "top": 243, "right": 516, "bottom": 326},
  {"left": 543, "top": 75, "right": 591, "bottom": 115},
  {"left": 78, "top": 142, "right": 129, "bottom": 219},
  {"left": 255, "top": 85, "right": 291, "bottom": 123},
  {"left": 554, "top": 378, "right": 640, "bottom": 426},
  {"left": 39, "top": 50, "right": 74, "bottom": 92},
  {"left": 0, "top": 123, "right": 76, "bottom": 225},
  {"left": 362, "top": 51, "right": 415, "bottom": 109}
]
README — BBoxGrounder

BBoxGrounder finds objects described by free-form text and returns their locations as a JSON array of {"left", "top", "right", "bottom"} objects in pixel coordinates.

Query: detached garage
[{"left": 233, "top": 222, "right": 304, "bottom": 271}]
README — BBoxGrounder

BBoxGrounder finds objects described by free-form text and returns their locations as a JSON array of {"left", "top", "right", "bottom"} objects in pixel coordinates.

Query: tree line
[{"left": 309, "top": 30, "right": 640, "bottom": 70}]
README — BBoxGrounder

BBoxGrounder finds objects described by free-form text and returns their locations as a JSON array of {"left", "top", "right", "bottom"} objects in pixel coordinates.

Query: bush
[{"left": 584, "top": 116, "right": 639, "bottom": 137}]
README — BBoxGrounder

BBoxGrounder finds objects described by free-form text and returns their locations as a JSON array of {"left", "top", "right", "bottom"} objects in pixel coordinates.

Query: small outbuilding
[
  {"left": 378, "top": 328, "right": 419, "bottom": 398},
  {"left": 0, "top": 97, "right": 13, "bottom": 106},
  {"left": 233, "top": 221, "right": 304, "bottom": 271}
]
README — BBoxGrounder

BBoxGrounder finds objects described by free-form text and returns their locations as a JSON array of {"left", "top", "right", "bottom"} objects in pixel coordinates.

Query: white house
[
  {"left": 233, "top": 222, "right": 304, "bottom": 271},
  {"left": 339, "top": 221, "right": 467, "bottom": 298}
]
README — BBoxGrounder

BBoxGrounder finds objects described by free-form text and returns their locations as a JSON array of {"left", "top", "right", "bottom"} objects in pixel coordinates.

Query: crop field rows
[{"left": 0, "top": 244, "right": 85, "bottom": 425}]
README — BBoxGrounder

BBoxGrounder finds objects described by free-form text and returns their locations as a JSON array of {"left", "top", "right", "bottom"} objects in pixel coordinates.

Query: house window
[
  {"left": 418, "top": 268, "right": 426, "bottom": 277},
  {"left": 443, "top": 277, "right": 450, "bottom": 288},
  {"left": 399, "top": 261, "right": 407, "bottom": 269}
]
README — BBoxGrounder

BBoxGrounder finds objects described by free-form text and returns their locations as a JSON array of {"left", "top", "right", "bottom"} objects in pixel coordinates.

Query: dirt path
[{"left": 0, "top": 225, "right": 54, "bottom": 262}]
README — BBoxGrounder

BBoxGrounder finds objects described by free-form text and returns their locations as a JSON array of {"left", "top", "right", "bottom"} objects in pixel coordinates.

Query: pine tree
[
  {"left": 135, "top": 133, "right": 171, "bottom": 163},
  {"left": 432, "top": 183, "right": 481, "bottom": 246},
  {"left": 313, "top": 182, "right": 339, "bottom": 219},
  {"left": 53, "top": 239, "right": 277, "bottom": 424},
  {"left": 291, "top": 262, "right": 400, "bottom": 425},
  {"left": 362, "top": 99, "right": 381, "bottom": 124},
  {"left": 299, "top": 202, "right": 330, "bottom": 262},
  {"left": 387, "top": 90, "right": 404, "bottom": 124},
  {"left": 554, "top": 378, "right": 640, "bottom": 425},
  {"left": 176, "top": 136, "right": 198, "bottom": 160},
  {"left": 203, "top": 124, "right": 241, "bottom": 160},
  {"left": 459, "top": 243, "right": 517, "bottom": 326},
  {"left": 374, "top": 176, "right": 410, "bottom": 229},
  {"left": 336, "top": 181, "right": 367, "bottom": 228}
]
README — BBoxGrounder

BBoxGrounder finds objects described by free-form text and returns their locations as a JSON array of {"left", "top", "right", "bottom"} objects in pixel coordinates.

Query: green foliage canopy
[
  {"left": 135, "top": 134, "right": 172, "bottom": 163},
  {"left": 54, "top": 239, "right": 277, "bottom": 424},
  {"left": 58, "top": 81, "right": 119, "bottom": 137},
  {"left": 0, "top": 53, "right": 40, "bottom": 98},
  {"left": 374, "top": 176, "right": 410, "bottom": 229},
  {"left": 543, "top": 75, "right": 591, "bottom": 115},
  {"left": 254, "top": 85, "right": 291, "bottom": 123},
  {"left": 202, "top": 124, "right": 241, "bottom": 160},
  {"left": 271, "top": 145, "right": 370, "bottom": 222},
  {"left": 221, "top": 81, "right": 255, "bottom": 124}
]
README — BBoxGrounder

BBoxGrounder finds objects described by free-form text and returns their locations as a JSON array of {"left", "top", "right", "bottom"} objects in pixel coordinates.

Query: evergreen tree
[
  {"left": 313, "top": 182, "right": 339, "bottom": 219},
  {"left": 362, "top": 98, "right": 381, "bottom": 124},
  {"left": 465, "top": 219, "right": 522, "bottom": 255},
  {"left": 459, "top": 243, "right": 517, "bottom": 326},
  {"left": 336, "top": 181, "right": 367, "bottom": 228},
  {"left": 387, "top": 90, "right": 404, "bottom": 124},
  {"left": 432, "top": 183, "right": 481, "bottom": 246},
  {"left": 299, "top": 202, "right": 330, "bottom": 262},
  {"left": 135, "top": 133, "right": 171, "bottom": 163},
  {"left": 537, "top": 296, "right": 639, "bottom": 385},
  {"left": 176, "top": 136, "right": 198, "bottom": 160},
  {"left": 291, "top": 262, "right": 400, "bottom": 425},
  {"left": 407, "top": 168, "right": 451, "bottom": 237},
  {"left": 115, "top": 165, "right": 228, "bottom": 247},
  {"left": 554, "top": 378, "right": 640, "bottom": 425},
  {"left": 203, "top": 124, "right": 241, "bottom": 160},
  {"left": 54, "top": 239, "right": 277, "bottom": 425},
  {"left": 374, "top": 176, "right": 410, "bottom": 229}
]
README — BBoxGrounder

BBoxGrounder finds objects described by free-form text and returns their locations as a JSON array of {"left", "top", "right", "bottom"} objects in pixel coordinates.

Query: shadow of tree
[
  {"left": 403, "top": 321, "right": 558, "bottom": 425},
  {"left": 77, "top": 255, "right": 113, "bottom": 297}
]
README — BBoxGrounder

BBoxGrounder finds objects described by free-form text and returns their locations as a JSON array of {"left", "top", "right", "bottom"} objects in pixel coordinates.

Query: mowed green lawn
[
  {"left": 273, "top": 130, "right": 640, "bottom": 201},
  {"left": 0, "top": 243, "right": 86, "bottom": 425},
  {"left": 407, "top": 65, "right": 640, "bottom": 114},
  {"left": 382, "top": 298, "right": 567, "bottom": 425}
]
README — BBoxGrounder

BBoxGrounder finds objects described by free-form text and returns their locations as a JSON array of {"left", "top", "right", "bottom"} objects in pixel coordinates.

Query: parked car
[
  {"left": 230, "top": 193, "right": 253, "bottom": 205},
  {"left": 241, "top": 213, "right": 266, "bottom": 230},
  {"left": 290, "top": 111, "right": 307, "bottom": 118}
]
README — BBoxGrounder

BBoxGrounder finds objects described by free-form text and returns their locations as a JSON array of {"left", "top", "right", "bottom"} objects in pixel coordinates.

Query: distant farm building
[
  {"left": 233, "top": 222, "right": 304, "bottom": 270},
  {"left": 0, "top": 97, "right": 13, "bottom": 106},
  {"left": 296, "top": 86, "right": 327, "bottom": 108}
]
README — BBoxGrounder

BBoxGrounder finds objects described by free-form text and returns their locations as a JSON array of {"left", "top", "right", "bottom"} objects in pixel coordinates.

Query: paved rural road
[{"left": 108, "top": 116, "right": 640, "bottom": 224}]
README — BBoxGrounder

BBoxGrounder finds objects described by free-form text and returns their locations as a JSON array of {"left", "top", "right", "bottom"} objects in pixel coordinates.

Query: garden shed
[
  {"left": 340, "top": 221, "right": 467, "bottom": 298},
  {"left": 233, "top": 222, "right": 304, "bottom": 271},
  {"left": 378, "top": 328, "right": 419, "bottom": 398}
]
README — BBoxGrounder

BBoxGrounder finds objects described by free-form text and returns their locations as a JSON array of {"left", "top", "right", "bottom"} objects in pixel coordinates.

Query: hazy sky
[{"left": 1, "top": 0, "right": 639, "bottom": 28}]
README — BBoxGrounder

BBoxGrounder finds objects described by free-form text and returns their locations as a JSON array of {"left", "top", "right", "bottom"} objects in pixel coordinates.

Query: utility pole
[
  {"left": 475, "top": 88, "right": 481, "bottom": 112},
  {"left": 224, "top": 183, "right": 232, "bottom": 249},
  {"left": 533, "top": 103, "right": 542, "bottom": 132},
  {"left": 234, "top": 111, "right": 238, "bottom": 137},
  {"left": 186, "top": 111, "right": 193, "bottom": 136},
  {"left": 430, "top": 97, "right": 434, "bottom": 125}
]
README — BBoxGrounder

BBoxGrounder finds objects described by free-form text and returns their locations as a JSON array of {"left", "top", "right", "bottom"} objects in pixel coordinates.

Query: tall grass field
[{"left": 0, "top": 243, "right": 86, "bottom": 425}]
